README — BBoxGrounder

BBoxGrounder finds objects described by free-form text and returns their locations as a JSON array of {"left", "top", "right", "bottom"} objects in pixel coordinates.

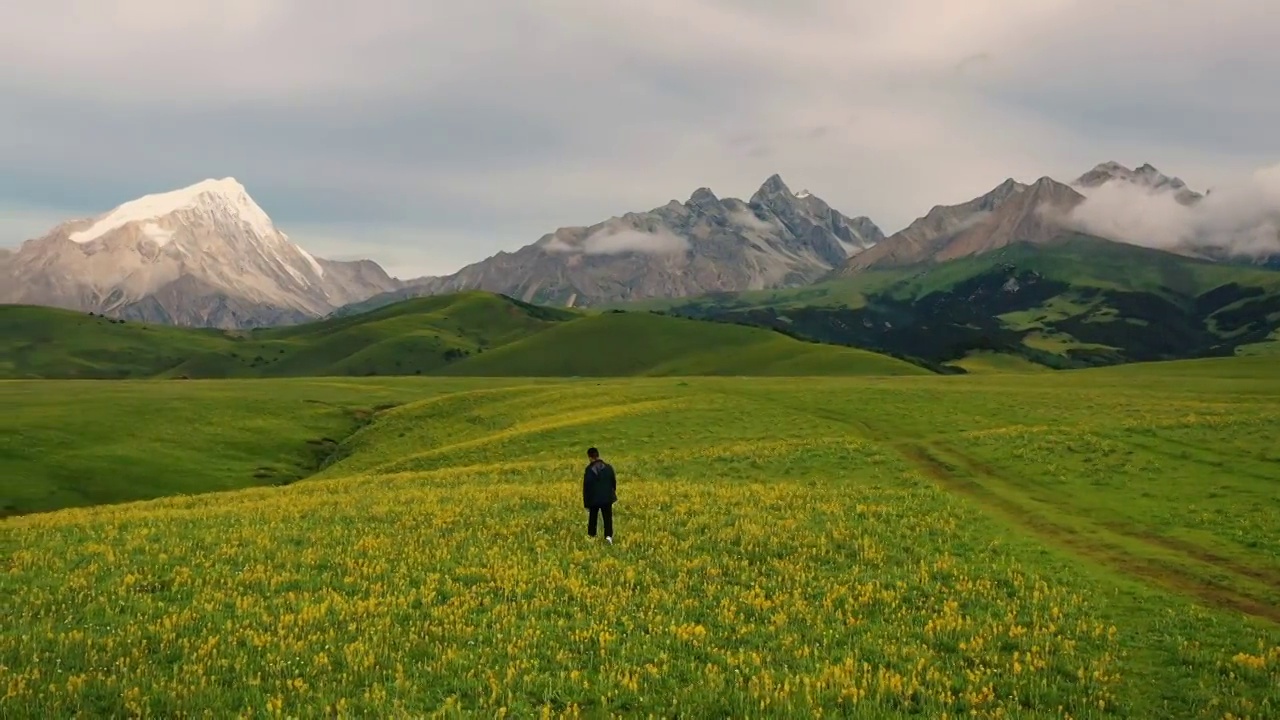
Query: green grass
[
  {"left": 0, "top": 377, "right": 514, "bottom": 516},
  {"left": 0, "top": 294, "right": 570, "bottom": 379},
  {"left": 1236, "top": 329, "right": 1280, "bottom": 356},
  {"left": 1022, "top": 331, "right": 1117, "bottom": 354},
  {"left": 879, "top": 235, "right": 1280, "bottom": 301},
  {"left": 2, "top": 293, "right": 923, "bottom": 380},
  {"left": 438, "top": 311, "right": 927, "bottom": 377},
  {"left": 951, "top": 351, "right": 1052, "bottom": 374},
  {"left": 1079, "top": 354, "right": 1280, "bottom": 381},
  {"left": 2, "top": 358, "right": 1278, "bottom": 717},
  {"left": 630, "top": 236, "right": 1280, "bottom": 314},
  {"left": 0, "top": 305, "right": 233, "bottom": 379},
  {"left": 622, "top": 237, "right": 1280, "bottom": 370}
]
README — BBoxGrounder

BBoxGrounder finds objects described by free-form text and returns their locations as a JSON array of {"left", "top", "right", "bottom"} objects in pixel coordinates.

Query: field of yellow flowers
[{"left": 2, "top": 369, "right": 1279, "bottom": 717}]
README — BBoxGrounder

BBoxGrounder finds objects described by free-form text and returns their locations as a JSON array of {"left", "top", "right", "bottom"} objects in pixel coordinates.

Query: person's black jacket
[{"left": 583, "top": 459, "right": 617, "bottom": 508}]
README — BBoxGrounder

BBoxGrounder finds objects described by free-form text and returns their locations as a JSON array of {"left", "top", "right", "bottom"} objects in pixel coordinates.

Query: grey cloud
[
  {"left": 953, "top": 53, "right": 992, "bottom": 75},
  {"left": 1067, "top": 165, "right": 1280, "bottom": 256},
  {"left": 1, "top": 0, "right": 1278, "bottom": 277},
  {"left": 583, "top": 228, "right": 689, "bottom": 256},
  {"left": 545, "top": 227, "right": 690, "bottom": 256},
  {"left": 727, "top": 210, "right": 777, "bottom": 233}
]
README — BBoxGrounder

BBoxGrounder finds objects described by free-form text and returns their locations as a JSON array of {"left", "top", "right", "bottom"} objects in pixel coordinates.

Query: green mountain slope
[
  {"left": 1, "top": 293, "right": 577, "bottom": 379},
  {"left": 2, "top": 292, "right": 925, "bottom": 379},
  {"left": 0, "top": 305, "right": 233, "bottom": 379},
  {"left": 645, "top": 236, "right": 1280, "bottom": 369},
  {"left": 436, "top": 311, "right": 928, "bottom": 377}
]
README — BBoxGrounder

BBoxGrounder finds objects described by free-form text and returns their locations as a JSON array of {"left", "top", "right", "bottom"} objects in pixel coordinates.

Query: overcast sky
[{"left": 2, "top": 0, "right": 1277, "bottom": 278}]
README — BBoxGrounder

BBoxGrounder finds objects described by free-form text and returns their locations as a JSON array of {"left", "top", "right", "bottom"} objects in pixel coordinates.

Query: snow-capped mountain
[{"left": 0, "top": 178, "right": 401, "bottom": 328}]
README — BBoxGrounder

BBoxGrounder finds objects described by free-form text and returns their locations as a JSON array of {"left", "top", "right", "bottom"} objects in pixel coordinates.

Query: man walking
[{"left": 582, "top": 447, "right": 617, "bottom": 543}]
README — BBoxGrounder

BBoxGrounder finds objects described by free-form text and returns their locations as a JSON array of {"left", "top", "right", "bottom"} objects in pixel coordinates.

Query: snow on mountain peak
[{"left": 68, "top": 177, "right": 276, "bottom": 245}]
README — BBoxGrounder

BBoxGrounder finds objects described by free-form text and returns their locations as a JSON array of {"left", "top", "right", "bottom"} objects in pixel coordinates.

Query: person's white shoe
[{"left": 606, "top": 536, "right": 613, "bottom": 544}]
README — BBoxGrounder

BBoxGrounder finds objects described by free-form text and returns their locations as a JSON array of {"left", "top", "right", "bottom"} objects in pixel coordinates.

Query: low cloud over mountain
[
  {"left": 545, "top": 226, "right": 691, "bottom": 256},
  {"left": 1065, "top": 162, "right": 1280, "bottom": 258}
]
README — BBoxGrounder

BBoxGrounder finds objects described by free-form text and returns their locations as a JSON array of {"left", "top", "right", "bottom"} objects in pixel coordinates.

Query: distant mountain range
[
  {"left": 348, "top": 160, "right": 1278, "bottom": 315},
  {"left": 337, "top": 174, "right": 884, "bottom": 316},
  {"left": 2, "top": 162, "right": 1277, "bottom": 329},
  {"left": 0, "top": 179, "right": 401, "bottom": 328},
  {"left": 838, "top": 162, "right": 1277, "bottom": 276}
]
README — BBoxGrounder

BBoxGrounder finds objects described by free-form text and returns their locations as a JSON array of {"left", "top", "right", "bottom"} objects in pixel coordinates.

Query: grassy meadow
[
  {"left": 0, "top": 377, "right": 534, "bottom": 516},
  {"left": 2, "top": 357, "right": 1278, "bottom": 718}
]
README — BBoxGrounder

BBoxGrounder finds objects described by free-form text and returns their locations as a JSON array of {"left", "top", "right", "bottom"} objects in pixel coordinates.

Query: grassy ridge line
[
  {"left": 1077, "top": 354, "right": 1280, "bottom": 380},
  {"left": 436, "top": 311, "right": 928, "bottom": 377},
  {"left": 0, "top": 294, "right": 548, "bottom": 379},
  {"left": 1, "top": 292, "right": 929, "bottom": 380},
  {"left": 615, "top": 237, "right": 1280, "bottom": 369},
  {"left": 625, "top": 237, "right": 1280, "bottom": 313}
]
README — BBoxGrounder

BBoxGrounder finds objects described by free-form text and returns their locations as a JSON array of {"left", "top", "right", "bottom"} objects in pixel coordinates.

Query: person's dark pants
[{"left": 588, "top": 504, "right": 614, "bottom": 537}]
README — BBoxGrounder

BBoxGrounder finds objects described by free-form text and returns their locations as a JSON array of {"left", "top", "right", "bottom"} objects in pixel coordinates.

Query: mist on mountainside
[
  {"left": 544, "top": 226, "right": 691, "bottom": 256},
  {"left": 1067, "top": 163, "right": 1280, "bottom": 256}
]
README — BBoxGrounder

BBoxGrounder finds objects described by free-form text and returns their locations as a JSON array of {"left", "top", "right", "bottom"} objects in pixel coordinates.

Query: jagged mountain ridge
[
  {"left": 840, "top": 176, "right": 1086, "bottom": 274},
  {"left": 1074, "top": 161, "right": 1204, "bottom": 206},
  {"left": 1073, "top": 161, "right": 1279, "bottom": 268},
  {"left": 840, "top": 160, "right": 1277, "bottom": 275},
  {"left": 0, "top": 179, "right": 401, "bottom": 328},
  {"left": 345, "top": 174, "right": 882, "bottom": 313}
]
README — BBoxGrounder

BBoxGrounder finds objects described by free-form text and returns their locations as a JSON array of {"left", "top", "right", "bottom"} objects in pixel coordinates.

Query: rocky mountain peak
[
  {"left": 1073, "top": 160, "right": 1202, "bottom": 205},
  {"left": 987, "top": 177, "right": 1028, "bottom": 204},
  {"left": 752, "top": 174, "right": 793, "bottom": 202},
  {"left": 0, "top": 179, "right": 400, "bottom": 328},
  {"left": 1028, "top": 175, "right": 1079, "bottom": 195},
  {"left": 67, "top": 177, "right": 275, "bottom": 246},
  {"left": 687, "top": 187, "right": 721, "bottom": 210}
]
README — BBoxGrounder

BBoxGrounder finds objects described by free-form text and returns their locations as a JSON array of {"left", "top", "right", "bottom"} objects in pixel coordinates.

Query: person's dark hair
[{"left": 587, "top": 447, "right": 599, "bottom": 458}]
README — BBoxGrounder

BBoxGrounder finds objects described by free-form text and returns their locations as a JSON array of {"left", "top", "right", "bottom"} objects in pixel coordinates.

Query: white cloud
[
  {"left": 540, "top": 225, "right": 690, "bottom": 256},
  {"left": 582, "top": 228, "right": 689, "bottom": 256},
  {"left": 727, "top": 209, "right": 776, "bottom": 233},
  {"left": 543, "top": 226, "right": 690, "bottom": 256},
  {"left": 0, "top": 1, "right": 1277, "bottom": 276},
  {"left": 541, "top": 236, "right": 577, "bottom": 254},
  {"left": 1066, "top": 165, "right": 1280, "bottom": 256}
]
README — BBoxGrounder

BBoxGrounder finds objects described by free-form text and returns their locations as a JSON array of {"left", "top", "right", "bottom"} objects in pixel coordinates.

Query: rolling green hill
[
  {"left": 3, "top": 364, "right": 1278, "bottom": 716},
  {"left": 644, "top": 236, "right": 1280, "bottom": 369},
  {"left": 437, "top": 311, "right": 928, "bottom": 377},
  {"left": 0, "top": 377, "right": 474, "bottom": 516},
  {"left": 0, "top": 304, "right": 232, "bottom": 379},
  {"left": 1, "top": 292, "right": 926, "bottom": 380},
  {"left": 0, "top": 293, "right": 574, "bottom": 379}
]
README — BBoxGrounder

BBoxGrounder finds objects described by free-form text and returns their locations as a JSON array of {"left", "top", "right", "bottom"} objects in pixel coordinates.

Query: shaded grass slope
[
  {"left": 642, "top": 236, "right": 1280, "bottom": 370},
  {"left": 0, "top": 377, "right": 502, "bottom": 516},
  {"left": 1, "top": 293, "right": 573, "bottom": 379},
  {"left": 0, "top": 304, "right": 229, "bottom": 379},
  {"left": 2, "top": 292, "right": 927, "bottom": 380}
]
